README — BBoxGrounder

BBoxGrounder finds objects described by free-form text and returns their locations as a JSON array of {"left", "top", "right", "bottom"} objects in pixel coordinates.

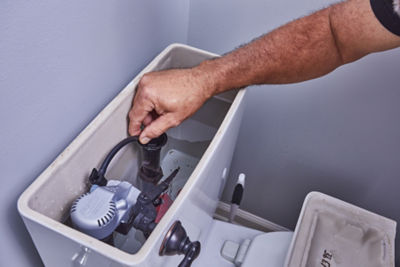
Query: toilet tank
[{"left": 18, "top": 44, "right": 246, "bottom": 267}]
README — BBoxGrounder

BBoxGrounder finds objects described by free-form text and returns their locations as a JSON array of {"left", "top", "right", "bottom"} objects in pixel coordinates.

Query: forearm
[
  {"left": 196, "top": 6, "right": 341, "bottom": 96},
  {"left": 196, "top": 0, "right": 400, "bottom": 96}
]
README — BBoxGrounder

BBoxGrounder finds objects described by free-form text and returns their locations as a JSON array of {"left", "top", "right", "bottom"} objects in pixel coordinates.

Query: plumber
[{"left": 128, "top": 0, "right": 400, "bottom": 143}]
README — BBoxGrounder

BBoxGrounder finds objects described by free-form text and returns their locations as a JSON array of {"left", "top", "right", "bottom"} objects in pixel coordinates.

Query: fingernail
[{"left": 140, "top": 136, "right": 150, "bottom": 144}]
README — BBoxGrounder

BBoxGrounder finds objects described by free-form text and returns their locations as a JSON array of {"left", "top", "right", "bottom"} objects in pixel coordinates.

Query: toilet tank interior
[{"left": 24, "top": 46, "right": 239, "bottom": 255}]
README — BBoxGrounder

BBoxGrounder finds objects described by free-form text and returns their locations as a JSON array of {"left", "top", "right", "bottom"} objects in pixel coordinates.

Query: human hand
[{"left": 128, "top": 67, "right": 214, "bottom": 144}]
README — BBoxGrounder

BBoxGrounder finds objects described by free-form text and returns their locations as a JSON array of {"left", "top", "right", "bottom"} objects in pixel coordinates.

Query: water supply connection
[{"left": 88, "top": 134, "right": 167, "bottom": 191}]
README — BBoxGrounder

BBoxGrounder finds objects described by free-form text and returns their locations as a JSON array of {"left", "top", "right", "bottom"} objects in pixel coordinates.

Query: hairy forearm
[
  {"left": 196, "top": 0, "right": 399, "bottom": 96},
  {"left": 196, "top": 6, "right": 342, "bottom": 96}
]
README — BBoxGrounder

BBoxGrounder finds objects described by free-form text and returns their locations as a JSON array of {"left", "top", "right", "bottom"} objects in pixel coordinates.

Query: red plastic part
[{"left": 155, "top": 193, "right": 173, "bottom": 223}]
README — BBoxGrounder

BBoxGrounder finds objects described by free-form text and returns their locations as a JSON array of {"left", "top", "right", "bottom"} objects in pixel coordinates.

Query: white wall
[
  {"left": 0, "top": 1, "right": 189, "bottom": 266},
  {"left": 188, "top": 0, "right": 400, "bottom": 262}
]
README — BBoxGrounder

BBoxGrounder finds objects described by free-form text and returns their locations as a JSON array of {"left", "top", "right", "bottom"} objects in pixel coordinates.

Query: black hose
[
  {"left": 90, "top": 134, "right": 167, "bottom": 186},
  {"left": 98, "top": 136, "right": 139, "bottom": 177}
]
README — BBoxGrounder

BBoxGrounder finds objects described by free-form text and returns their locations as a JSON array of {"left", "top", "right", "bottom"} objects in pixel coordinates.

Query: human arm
[{"left": 129, "top": 0, "right": 400, "bottom": 144}]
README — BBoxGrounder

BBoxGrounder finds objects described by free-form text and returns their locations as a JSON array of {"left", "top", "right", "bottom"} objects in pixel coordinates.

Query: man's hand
[{"left": 129, "top": 68, "right": 214, "bottom": 144}]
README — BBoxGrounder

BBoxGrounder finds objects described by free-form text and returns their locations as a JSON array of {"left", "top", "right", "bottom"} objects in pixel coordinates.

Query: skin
[{"left": 129, "top": 0, "right": 400, "bottom": 144}]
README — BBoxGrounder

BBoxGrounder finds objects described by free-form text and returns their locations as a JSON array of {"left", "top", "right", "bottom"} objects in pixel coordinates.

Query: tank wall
[{"left": 26, "top": 46, "right": 233, "bottom": 222}]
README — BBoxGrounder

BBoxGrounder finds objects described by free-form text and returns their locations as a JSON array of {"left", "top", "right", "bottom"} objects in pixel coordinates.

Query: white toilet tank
[{"left": 18, "top": 44, "right": 247, "bottom": 267}]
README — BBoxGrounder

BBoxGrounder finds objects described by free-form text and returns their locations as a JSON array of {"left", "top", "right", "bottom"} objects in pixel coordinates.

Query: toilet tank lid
[{"left": 284, "top": 192, "right": 396, "bottom": 267}]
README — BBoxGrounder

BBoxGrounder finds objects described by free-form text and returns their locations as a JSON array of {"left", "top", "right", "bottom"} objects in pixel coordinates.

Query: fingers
[
  {"left": 139, "top": 114, "right": 180, "bottom": 144},
  {"left": 143, "top": 113, "right": 154, "bottom": 126},
  {"left": 128, "top": 94, "right": 153, "bottom": 137}
]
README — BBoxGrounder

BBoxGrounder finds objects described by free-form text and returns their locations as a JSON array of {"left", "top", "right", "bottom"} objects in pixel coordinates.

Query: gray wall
[
  {"left": 189, "top": 0, "right": 400, "bottom": 261},
  {"left": 0, "top": 1, "right": 188, "bottom": 266},
  {"left": 2, "top": 0, "right": 400, "bottom": 266}
]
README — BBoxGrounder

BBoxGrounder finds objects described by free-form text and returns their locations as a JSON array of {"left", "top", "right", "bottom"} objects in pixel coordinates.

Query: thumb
[{"left": 139, "top": 114, "right": 179, "bottom": 144}]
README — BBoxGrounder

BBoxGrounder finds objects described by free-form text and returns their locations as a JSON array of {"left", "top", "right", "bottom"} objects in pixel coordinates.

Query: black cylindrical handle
[{"left": 139, "top": 133, "right": 167, "bottom": 170}]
